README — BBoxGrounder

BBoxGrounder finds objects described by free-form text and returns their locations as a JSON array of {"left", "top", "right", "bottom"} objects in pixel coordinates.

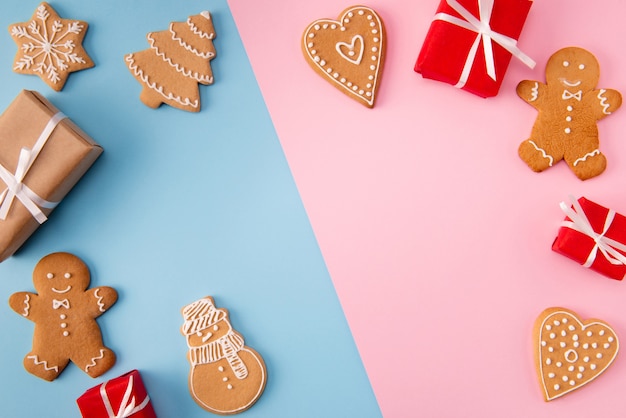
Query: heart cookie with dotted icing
[
  {"left": 534, "top": 307, "right": 619, "bottom": 401},
  {"left": 302, "top": 5, "right": 386, "bottom": 108}
]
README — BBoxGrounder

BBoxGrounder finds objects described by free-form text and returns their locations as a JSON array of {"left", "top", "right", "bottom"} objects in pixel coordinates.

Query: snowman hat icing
[{"left": 182, "top": 296, "right": 227, "bottom": 335}]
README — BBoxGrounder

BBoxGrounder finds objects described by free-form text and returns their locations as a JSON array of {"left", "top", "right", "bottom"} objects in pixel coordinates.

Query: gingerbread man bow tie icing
[
  {"left": 562, "top": 90, "right": 582, "bottom": 101},
  {"left": 534, "top": 307, "right": 619, "bottom": 401},
  {"left": 517, "top": 47, "right": 622, "bottom": 180},
  {"left": 302, "top": 5, "right": 386, "bottom": 108}
]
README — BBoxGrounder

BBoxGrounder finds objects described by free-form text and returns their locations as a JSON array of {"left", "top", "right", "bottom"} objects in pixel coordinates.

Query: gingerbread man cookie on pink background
[
  {"left": 9, "top": 252, "right": 117, "bottom": 381},
  {"left": 517, "top": 47, "right": 622, "bottom": 180}
]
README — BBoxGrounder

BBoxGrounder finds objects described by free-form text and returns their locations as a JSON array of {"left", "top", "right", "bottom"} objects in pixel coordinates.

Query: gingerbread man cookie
[
  {"left": 181, "top": 296, "right": 267, "bottom": 415},
  {"left": 517, "top": 47, "right": 622, "bottom": 180},
  {"left": 9, "top": 252, "right": 117, "bottom": 381}
]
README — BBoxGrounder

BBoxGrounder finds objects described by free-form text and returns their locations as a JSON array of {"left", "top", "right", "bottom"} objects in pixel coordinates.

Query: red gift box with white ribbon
[
  {"left": 552, "top": 197, "right": 626, "bottom": 280},
  {"left": 414, "top": 0, "right": 535, "bottom": 97},
  {"left": 77, "top": 370, "right": 157, "bottom": 418}
]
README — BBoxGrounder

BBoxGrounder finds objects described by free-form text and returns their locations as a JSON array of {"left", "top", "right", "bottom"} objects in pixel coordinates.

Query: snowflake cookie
[{"left": 9, "top": 2, "right": 94, "bottom": 91}]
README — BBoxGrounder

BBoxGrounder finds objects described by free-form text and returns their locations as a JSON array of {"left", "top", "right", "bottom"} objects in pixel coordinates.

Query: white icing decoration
[
  {"left": 562, "top": 79, "right": 581, "bottom": 87},
  {"left": 85, "top": 349, "right": 106, "bottom": 372},
  {"left": 52, "top": 285, "right": 71, "bottom": 294},
  {"left": 528, "top": 140, "right": 554, "bottom": 166},
  {"left": 567, "top": 105, "right": 573, "bottom": 111},
  {"left": 10, "top": 4, "right": 88, "bottom": 85},
  {"left": 27, "top": 355, "right": 59, "bottom": 373},
  {"left": 125, "top": 54, "right": 199, "bottom": 109},
  {"left": 64, "top": 273, "right": 71, "bottom": 279},
  {"left": 336, "top": 35, "right": 364, "bottom": 65},
  {"left": 579, "top": 64, "right": 585, "bottom": 70},
  {"left": 529, "top": 82, "right": 539, "bottom": 102},
  {"left": 22, "top": 294, "right": 30, "bottom": 317},
  {"left": 591, "top": 364, "right": 597, "bottom": 370},
  {"left": 47, "top": 273, "right": 54, "bottom": 279},
  {"left": 563, "top": 61, "right": 569, "bottom": 67},
  {"left": 149, "top": 32, "right": 214, "bottom": 83},
  {"left": 62, "top": 331, "right": 69, "bottom": 337},
  {"left": 190, "top": 13, "right": 215, "bottom": 40},
  {"left": 52, "top": 299, "right": 70, "bottom": 309},
  {"left": 562, "top": 90, "right": 582, "bottom": 101},
  {"left": 598, "top": 89, "right": 612, "bottom": 114},
  {"left": 573, "top": 149, "right": 600, "bottom": 167},
  {"left": 94, "top": 288, "right": 106, "bottom": 312},
  {"left": 564, "top": 128, "right": 571, "bottom": 134}
]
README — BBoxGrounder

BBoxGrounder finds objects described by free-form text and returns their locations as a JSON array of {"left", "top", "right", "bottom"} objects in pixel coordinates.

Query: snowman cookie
[
  {"left": 517, "top": 47, "right": 622, "bottom": 180},
  {"left": 8, "top": 252, "right": 117, "bottom": 381},
  {"left": 181, "top": 296, "right": 267, "bottom": 415}
]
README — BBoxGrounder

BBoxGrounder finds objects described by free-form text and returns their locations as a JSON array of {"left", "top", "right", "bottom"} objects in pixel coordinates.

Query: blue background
[{"left": 0, "top": 0, "right": 382, "bottom": 416}]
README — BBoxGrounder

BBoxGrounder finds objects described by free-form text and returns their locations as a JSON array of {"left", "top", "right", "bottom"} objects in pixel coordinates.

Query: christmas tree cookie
[
  {"left": 125, "top": 11, "right": 217, "bottom": 112},
  {"left": 9, "top": 2, "right": 94, "bottom": 91},
  {"left": 181, "top": 296, "right": 267, "bottom": 415}
]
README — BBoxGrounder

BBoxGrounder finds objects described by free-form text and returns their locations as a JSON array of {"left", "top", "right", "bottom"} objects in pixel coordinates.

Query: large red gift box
[
  {"left": 552, "top": 197, "right": 626, "bottom": 281},
  {"left": 414, "top": 0, "right": 535, "bottom": 97},
  {"left": 77, "top": 370, "right": 157, "bottom": 418}
]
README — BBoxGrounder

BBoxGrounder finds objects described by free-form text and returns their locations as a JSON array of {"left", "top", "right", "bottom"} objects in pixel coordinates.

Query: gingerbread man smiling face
[
  {"left": 517, "top": 47, "right": 622, "bottom": 180},
  {"left": 9, "top": 252, "right": 117, "bottom": 381}
]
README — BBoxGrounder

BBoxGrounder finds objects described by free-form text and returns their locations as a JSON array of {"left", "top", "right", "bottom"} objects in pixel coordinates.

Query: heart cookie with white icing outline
[
  {"left": 533, "top": 307, "right": 619, "bottom": 401},
  {"left": 302, "top": 5, "right": 386, "bottom": 108}
]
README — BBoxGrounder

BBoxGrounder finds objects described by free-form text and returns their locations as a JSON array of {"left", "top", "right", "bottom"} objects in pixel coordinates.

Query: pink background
[{"left": 228, "top": 0, "right": 626, "bottom": 416}]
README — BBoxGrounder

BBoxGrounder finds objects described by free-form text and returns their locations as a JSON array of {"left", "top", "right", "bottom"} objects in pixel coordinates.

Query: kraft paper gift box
[
  {"left": 0, "top": 90, "right": 102, "bottom": 262},
  {"left": 77, "top": 370, "right": 157, "bottom": 418},
  {"left": 414, "top": 0, "right": 535, "bottom": 97},
  {"left": 552, "top": 197, "right": 626, "bottom": 280}
]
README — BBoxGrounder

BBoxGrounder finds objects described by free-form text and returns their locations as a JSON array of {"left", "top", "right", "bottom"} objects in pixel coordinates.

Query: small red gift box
[
  {"left": 552, "top": 197, "right": 626, "bottom": 280},
  {"left": 414, "top": 0, "right": 535, "bottom": 97},
  {"left": 77, "top": 370, "right": 157, "bottom": 418}
]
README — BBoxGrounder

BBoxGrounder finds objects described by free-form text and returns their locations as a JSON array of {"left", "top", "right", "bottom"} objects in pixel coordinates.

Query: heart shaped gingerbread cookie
[
  {"left": 302, "top": 5, "right": 386, "bottom": 108},
  {"left": 534, "top": 307, "right": 619, "bottom": 401}
]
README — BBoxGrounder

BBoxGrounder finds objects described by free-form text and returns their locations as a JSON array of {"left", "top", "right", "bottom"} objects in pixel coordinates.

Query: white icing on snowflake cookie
[{"left": 9, "top": 2, "right": 94, "bottom": 91}]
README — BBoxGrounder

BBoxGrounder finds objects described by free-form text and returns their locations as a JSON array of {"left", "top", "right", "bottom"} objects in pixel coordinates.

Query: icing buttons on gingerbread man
[
  {"left": 8, "top": 252, "right": 117, "bottom": 381},
  {"left": 517, "top": 47, "right": 622, "bottom": 180}
]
